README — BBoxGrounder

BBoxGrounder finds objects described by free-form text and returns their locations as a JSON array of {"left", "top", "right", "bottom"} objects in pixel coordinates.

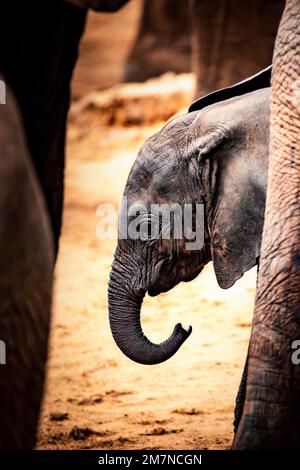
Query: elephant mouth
[
  {"left": 148, "top": 260, "right": 207, "bottom": 298},
  {"left": 148, "top": 286, "right": 162, "bottom": 297},
  {"left": 147, "top": 275, "right": 179, "bottom": 297}
]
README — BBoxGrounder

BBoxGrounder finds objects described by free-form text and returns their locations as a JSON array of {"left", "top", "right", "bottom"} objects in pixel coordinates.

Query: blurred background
[{"left": 37, "top": 0, "right": 283, "bottom": 450}]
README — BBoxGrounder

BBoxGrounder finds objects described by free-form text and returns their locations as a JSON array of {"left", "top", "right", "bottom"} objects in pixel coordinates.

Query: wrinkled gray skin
[
  {"left": 233, "top": 0, "right": 300, "bottom": 449},
  {"left": 0, "top": 82, "right": 54, "bottom": 448},
  {"left": 108, "top": 87, "right": 270, "bottom": 366}
]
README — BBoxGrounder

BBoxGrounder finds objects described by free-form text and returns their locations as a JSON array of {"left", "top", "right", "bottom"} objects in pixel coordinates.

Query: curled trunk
[{"left": 108, "top": 266, "right": 191, "bottom": 365}]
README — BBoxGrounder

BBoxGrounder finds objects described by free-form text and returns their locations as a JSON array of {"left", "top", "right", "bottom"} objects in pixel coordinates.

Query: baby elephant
[{"left": 108, "top": 85, "right": 270, "bottom": 366}]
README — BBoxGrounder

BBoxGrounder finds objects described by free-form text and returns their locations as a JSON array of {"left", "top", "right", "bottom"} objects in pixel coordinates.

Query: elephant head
[{"left": 108, "top": 87, "right": 270, "bottom": 365}]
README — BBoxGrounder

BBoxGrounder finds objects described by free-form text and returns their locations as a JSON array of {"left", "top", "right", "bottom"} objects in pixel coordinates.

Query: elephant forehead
[
  {"left": 130, "top": 141, "right": 186, "bottom": 184},
  {"left": 126, "top": 173, "right": 182, "bottom": 204},
  {"left": 128, "top": 153, "right": 177, "bottom": 192},
  {"left": 146, "top": 114, "right": 195, "bottom": 153}
]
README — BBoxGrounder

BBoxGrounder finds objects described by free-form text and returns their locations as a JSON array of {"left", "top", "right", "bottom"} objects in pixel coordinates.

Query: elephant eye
[
  {"left": 139, "top": 215, "right": 162, "bottom": 241},
  {"left": 140, "top": 219, "right": 152, "bottom": 240}
]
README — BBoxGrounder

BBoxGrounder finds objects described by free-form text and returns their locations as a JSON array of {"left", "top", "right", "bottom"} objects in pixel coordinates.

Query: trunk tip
[{"left": 174, "top": 323, "right": 192, "bottom": 339}]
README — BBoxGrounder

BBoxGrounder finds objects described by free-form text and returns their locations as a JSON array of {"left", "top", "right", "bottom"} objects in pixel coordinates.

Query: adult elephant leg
[
  {"left": 233, "top": 0, "right": 300, "bottom": 449},
  {"left": 190, "top": 0, "right": 284, "bottom": 95},
  {"left": 0, "top": 1, "right": 87, "bottom": 253},
  {"left": 234, "top": 266, "right": 259, "bottom": 433},
  {"left": 233, "top": 353, "right": 249, "bottom": 434},
  {"left": 0, "top": 81, "right": 54, "bottom": 449},
  {"left": 123, "top": 0, "right": 191, "bottom": 82}
]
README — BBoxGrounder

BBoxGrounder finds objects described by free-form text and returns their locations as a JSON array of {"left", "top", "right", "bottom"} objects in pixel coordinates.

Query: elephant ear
[
  {"left": 210, "top": 185, "right": 265, "bottom": 289},
  {"left": 197, "top": 126, "right": 266, "bottom": 290},
  {"left": 189, "top": 66, "right": 271, "bottom": 112}
]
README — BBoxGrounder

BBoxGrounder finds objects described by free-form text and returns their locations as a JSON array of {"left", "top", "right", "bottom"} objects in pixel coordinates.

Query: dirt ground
[{"left": 36, "top": 76, "right": 257, "bottom": 450}]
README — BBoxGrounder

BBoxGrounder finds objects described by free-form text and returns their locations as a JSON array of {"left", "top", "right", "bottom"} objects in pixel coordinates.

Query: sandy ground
[{"left": 36, "top": 78, "right": 257, "bottom": 450}]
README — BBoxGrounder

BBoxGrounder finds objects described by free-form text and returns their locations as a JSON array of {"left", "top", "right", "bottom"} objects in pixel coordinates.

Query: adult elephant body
[
  {"left": 0, "top": 81, "right": 54, "bottom": 449},
  {"left": 233, "top": 0, "right": 300, "bottom": 449},
  {"left": 108, "top": 85, "right": 270, "bottom": 365},
  {"left": 0, "top": 1, "right": 87, "bottom": 252},
  {"left": 123, "top": 0, "right": 191, "bottom": 82},
  {"left": 123, "top": 0, "right": 283, "bottom": 91},
  {"left": 191, "top": 0, "right": 284, "bottom": 95},
  {"left": 0, "top": 0, "right": 129, "bottom": 253}
]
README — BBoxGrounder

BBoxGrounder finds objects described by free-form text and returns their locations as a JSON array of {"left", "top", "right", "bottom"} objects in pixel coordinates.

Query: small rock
[
  {"left": 69, "top": 426, "right": 96, "bottom": 441},
  {"left": 50, "top": 412, "right": 69, "bottom": 422}
]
